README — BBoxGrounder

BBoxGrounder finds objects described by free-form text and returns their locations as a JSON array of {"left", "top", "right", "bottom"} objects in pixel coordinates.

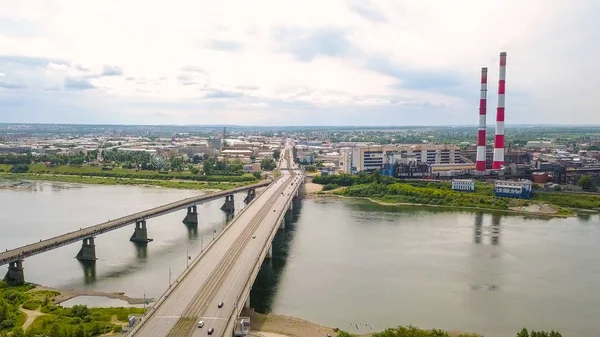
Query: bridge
[
  {"left": 1, "top": 180, "right": 271, "bottom": 284},
  {"left": 127, "top": 147, "right": 304, "bottom": 337}
]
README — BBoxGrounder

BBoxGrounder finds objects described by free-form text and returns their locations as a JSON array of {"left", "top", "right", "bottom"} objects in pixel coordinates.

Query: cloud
[
  {"left": 206, "top": 39, "right": 242, "bottom": 52},
  {"left": 348, "top": 0, "right": 387, "bottom": 22},
  {"left": 236, "top": 85, "right": 259, "bottom": 90},
  {"left": 0, "top": 72, "right": 5, "bottom": 77},
  {"left": 364, "top": 55, "right": 464, "bottom": 92},
  {"left": 0, "top": 79, "right": 26, "bottom": 89},
  {"left": 204, "top": 90, "right": 244, "bottom": 99},
  {"left": 274, "top": 27, "right": 357, "bottom": 62},
  {"left": 0, "top": 0, "right": 598, "bottom": 125},
  {"left": 101, "top": 65, "right": 123, "bottom": 76},
  {"left": 64, "top": 77, "right": 95, "bottom": 90}
]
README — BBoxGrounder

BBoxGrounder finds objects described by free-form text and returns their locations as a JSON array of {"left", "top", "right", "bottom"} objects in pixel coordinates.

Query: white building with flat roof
[{"left": 452, "top": 179, "right": 475, "bottom": 191}]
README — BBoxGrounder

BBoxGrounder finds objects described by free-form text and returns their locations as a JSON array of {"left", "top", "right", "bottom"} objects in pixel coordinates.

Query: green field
[
  {"left": 0, "top": 282, "right": 143, "bottom": 336},
  {"left": 0, "top": 164, "right": 259, "bottom": 190},
  {"left": 313, "top": 173, "right": 600, "bottom": 215}
]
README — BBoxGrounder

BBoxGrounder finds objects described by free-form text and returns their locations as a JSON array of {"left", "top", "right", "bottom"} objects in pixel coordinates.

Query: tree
[
  {"left": 252, "top": 171, "right": 262, "bottom": 179},
  {"left": 9, "top": 164, "right": 29, "bottom": 173},
  {"left": 250, "top": 154, "right": 256, "bottom": 163},
  {"left": 71, "top": 304, "right": 90, "bottom": 319},
  {"left": 273, "top": 149, "right": 281, "bottom": 161},
  {"left": 74, "top": 324, "right": 86, "bottom": 337},
  {"left": 11, "top": 327, "right": 24, "bottom": 337},
  {"left": 48, "top": 324, "right": 61, "bottom": 337},
  {"left": 517, "top": 328, "right": 529, "bottom": 337},
  {"left": 190, "top": 167, "right": 200, "bottom": 175},
  {"left": 260, "top": 159, "right": 276, "bottom": 171},
  {"left": 577, "top": 175, "right": 595, "bottom": 190}
]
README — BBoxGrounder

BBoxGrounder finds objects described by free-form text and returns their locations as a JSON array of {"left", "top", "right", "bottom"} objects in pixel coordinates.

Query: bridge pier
[
  {"left": 183, "top": 205, "right": 198, "bottom": 225},
  {"left": 278, "top": 218, "right": 285, "bottom": 230},
  {"left": 221, "top": 195, "right": 235, "bottom": 214},
  {"left": 243, "top": 189, "right": 256, "bottom": 204},
  {"left": 245, "top": 295, "right": 251, "bottom": 309},
  {"left": 4, "top": 260, "right": 24, "bottom": 285},
  {"left": 76, "top": 237, "right": 98, "bottom": 262},
  {"left": 130, "top": 219, "right": 153, "bottom": 244}
]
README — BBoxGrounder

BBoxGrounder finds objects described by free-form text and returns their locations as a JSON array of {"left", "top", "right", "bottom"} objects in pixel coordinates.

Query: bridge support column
[
  {"left": 245, "top": 296, "right": 251, "bottom": 309},
  {"left": 4, "top": 260, "right": 24, "bottom": 285},
  {"left": 279, "top": 218, "right": 285, "bottom": 230},
  {"left": 221, "top": 195, "right": 235, "bottom": 214},
  {"left": 130, "top": 220, "right": 153, "bottom": 244},
  {"left": 243, "top": 189, "right": 256, "bottom": 204},
  {"left": 183, "top": 205, "right": 198, "bottom": 225},
  {"left": 76, "top": 237, "right": 98, "bottom": 262},
  {"left": 265, "top": 244, "right": 273, "bottom": 259}
]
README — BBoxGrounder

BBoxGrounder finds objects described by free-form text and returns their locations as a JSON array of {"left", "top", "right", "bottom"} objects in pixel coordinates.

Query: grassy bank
[
  {"left": 0, "top": 173, "right": 252, "bottom": 190},
  {"left": 313, "top": 173, "right": 600, "bottom": 215},
  {"left": 0, "top": 282, "right": 143, "bottom": 336},
  {"left": 0, "top": 164, "right": 257, "bottom": 182}
]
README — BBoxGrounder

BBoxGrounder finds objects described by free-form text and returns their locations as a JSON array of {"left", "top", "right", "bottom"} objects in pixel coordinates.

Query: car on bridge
[
  {"left": 198, "top": 320, "right": 204, "bottom": 328},
  {"left": 208, "top": 327, "right": 214, "bottom": 335},
  {"left": 218, "top": 301, "right": 224, "bottom": 308}
]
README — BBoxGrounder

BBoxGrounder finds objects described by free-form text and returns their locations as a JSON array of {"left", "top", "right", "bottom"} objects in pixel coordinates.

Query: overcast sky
[{"left": 0, "top": 0, "right": 598, "bottom": 126}]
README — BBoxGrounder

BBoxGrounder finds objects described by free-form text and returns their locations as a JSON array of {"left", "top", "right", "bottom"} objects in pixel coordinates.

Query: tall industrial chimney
[
  {"left": 492, "top": 52, "right": 507, "bottom": 169},
  {"left": 475, "top": 67, "right": 488, "bottom": 172}
]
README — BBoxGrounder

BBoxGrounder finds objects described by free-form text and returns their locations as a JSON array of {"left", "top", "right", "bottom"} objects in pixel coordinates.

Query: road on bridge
[{"left": 130, "top": 145, "right": 302, "bottom": 337}]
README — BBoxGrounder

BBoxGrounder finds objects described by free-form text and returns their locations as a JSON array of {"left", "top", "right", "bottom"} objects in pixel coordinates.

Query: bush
[
  {"left": 21, "top": 301, "right": 39, "bottom": 310},
  {"left": 323, "top": 183, "right": 338, "bottom": 191}
]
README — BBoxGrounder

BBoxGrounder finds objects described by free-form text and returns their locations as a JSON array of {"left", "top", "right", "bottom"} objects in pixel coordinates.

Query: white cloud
[
  {"left": 0, "top": 72, "right": 5, "bottom": 77},
  {"left": 0, "top": 0, "right": 598, "bottom": 125}
]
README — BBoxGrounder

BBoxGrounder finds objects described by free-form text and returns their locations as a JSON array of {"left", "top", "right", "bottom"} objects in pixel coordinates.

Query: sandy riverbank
[
  {"left": 316, "top": 192, "right": 571, "bottom": 218},
  {"left": 34, "top": 284, "right": 154, "bottom": 305},
  {"left": 304, "top": 182, "right": 323, "bottom": 195},
  {"left": 243, "top": 309, "right": 477, "bottom": 337}
]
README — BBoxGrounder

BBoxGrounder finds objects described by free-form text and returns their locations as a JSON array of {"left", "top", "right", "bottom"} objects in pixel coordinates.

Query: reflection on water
[
  {"left": 259, "top": 198, "right": 600, "bottom": 337},
  {"left": 251, "top": 198, "right": 302, "bottom": 313},
  {"left": 78, "top": 261, "right": 96, "bottom": 285}
]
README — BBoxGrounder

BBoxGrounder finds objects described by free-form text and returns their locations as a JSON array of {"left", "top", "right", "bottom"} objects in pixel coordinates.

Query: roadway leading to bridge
[{"left": 131, "top": 146, "right": 302, "bottom": 337}]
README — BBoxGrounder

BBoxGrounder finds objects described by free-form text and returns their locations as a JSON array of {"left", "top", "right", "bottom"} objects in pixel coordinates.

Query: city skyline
[{"left": 0, "top": 0, "right": 598, "bottom": 126}]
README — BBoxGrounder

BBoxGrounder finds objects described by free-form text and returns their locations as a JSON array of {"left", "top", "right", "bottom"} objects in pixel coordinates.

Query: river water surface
[{"left": 1, "top": 181, "right": 599, "bottom": 337}]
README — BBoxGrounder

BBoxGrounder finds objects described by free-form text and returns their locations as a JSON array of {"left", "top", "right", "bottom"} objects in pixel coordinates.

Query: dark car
[
  {"left": 208, "top": 327, "right": 214, "bottom": 335},
  {"left": 218, "top": 301, "right": 224, "bottom": 308}
]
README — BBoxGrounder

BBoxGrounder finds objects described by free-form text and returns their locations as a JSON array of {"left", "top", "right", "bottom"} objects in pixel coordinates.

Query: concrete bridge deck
[
  {"left": 0, "top": 180, "right": 269, "bottom": 268},
  {"left": 128, "top": 148, "right": 303, "bottom": 337}
]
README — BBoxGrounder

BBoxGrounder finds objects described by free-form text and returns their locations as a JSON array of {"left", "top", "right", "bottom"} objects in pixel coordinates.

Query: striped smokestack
[
  {"left": 492, "top": 52, "right": 507, "bottom": 169},
  {"left": 475, "top": 67, "right": 488, "bottom": 171}
]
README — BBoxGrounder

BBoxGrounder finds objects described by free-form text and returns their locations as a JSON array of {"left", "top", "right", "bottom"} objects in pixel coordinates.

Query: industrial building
[
  {"left": 342, "top": 144, "right": 461, "bottom": 174},
  {"left": 452, "top": 179, "right": 475, "bottom": 191},
  {"left": 493, "top": 180, "right": 532, "bottom": 199}
]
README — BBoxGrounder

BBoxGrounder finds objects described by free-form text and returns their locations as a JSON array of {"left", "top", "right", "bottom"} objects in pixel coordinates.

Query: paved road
[
  {"left": 131, "top": 145, "right": 302, "bottom": 337},
  {"left": 0, "top": 181, "right": 269, "bottom": 266}
]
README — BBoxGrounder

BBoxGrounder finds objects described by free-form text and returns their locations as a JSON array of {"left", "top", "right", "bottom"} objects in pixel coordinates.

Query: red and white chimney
[
  {"left": 475, "top": 67, "right": 488, "bottom": 172},
  {"left": 492, "top": 52, "right": 507, "bottom": 169}
]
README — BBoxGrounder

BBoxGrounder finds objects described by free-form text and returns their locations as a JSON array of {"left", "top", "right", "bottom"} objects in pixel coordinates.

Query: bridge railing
[{"left": 125, "top": 177, "right": 279, "bottom": 336}]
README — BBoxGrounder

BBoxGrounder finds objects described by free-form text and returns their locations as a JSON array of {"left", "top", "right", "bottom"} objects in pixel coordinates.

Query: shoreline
[
  {"left": 243, "top": 309, "right": 477, "bottom": 337},
  {"left": 0, "top": 173, "right": 251, "bottom": 191},
  {"left": 33, "top": 284, "right": 155, "bottom": 305},
  {"left": 316, "top": 192, "right": 575, "bottom": 218}
]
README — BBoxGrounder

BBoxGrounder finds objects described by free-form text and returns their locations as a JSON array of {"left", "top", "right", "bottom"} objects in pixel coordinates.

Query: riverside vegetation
[
  {"left": 0, "top": 281, "right": 143, "bottom": 337},
  {"left": 336, "top": 326, "right": 562, "bottom": 337},
  {"left": 313, "top": 172, "right": 600, "bottom": 214}
]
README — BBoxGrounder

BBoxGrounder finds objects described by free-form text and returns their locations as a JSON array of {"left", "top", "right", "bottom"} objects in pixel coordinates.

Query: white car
[{"left": 198, "top": 321, "right": 204, "bottom": 328}]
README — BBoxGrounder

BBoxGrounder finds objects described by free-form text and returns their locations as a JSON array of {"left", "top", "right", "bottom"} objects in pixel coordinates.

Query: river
[{"left": 1, "top": 181, "right": 599, "bottom": 337}]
